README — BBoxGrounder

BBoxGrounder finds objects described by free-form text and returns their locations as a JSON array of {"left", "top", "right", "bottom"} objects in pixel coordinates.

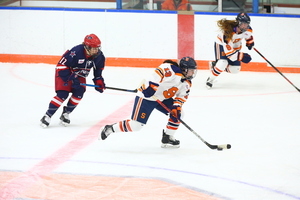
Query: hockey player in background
[
  {"left": 40, "top": 34, "right": 106, "bottom": 128},
  {"left": 99, "top": 57, "right": 197, "bottom": 148},
  {"left": 206, "top": 12, "right": 254, "bottom": 89}
]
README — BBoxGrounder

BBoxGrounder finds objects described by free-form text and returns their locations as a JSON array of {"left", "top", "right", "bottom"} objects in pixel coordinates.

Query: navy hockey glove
[
  {"left": 58, "top": 69, "right": 72, "bottom": 82},
  {"left": 142, "top": 81, "right": 159, "bottom": 98},
  {"left": 238, "top": 52, "right": 252, "bottom": 63},
  {"left": 71, "top": 77, "right": 81, "bottom": 89},
  {"left": 246, "top": 36, "right": 254, "bottom": 50},
  {"left": 170, "top": 105, "right": 181, "bottom": 123},
  {"left": 93, "top": 77, "right": 105, "bottom": 93},
  {"left": 64, "top": 72, "right": 81, "bottom": 89}
]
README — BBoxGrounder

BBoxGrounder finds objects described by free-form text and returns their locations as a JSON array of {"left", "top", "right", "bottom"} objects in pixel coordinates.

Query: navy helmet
[
  {"left": 179, "top": 57, "right": 197, "bottom": 80},
  {"left": 236, "top": 12, "right": 251, "bottom": 24}
]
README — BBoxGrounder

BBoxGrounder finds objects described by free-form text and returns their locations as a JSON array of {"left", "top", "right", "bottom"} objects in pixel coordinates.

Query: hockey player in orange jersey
[
  {"left": 206, "top": 12, "right": 255, "bottom": 89},
  {"left": 161, "top": 0, "right": 192, "bottom": 10},
  {"left": 99, "top": 57, "right": 197, "bottom": 148}
]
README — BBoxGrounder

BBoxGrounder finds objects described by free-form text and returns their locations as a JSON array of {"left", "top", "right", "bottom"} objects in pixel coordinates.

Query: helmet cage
[
  {"left": 84, "top": 45, "right": 101, "bottom": 57},
  {"left": 236, "top": 12, "right": 250, "bottom": 33},
  {"left": 237, "top": 21, "right": 250, "bottom": 33},
  {"left": 179, "top": 57, "right": 197, "bottom": 80},
  {"left": 182, "top": 68, "right": 197, "bottom": 80}
]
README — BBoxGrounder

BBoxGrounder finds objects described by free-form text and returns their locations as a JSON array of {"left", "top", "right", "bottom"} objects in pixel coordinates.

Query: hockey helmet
[
  {"left": 84, "top": 34, "right": 101, "bottom": 48},
  {"left": 236, "top": 12, "right": 250, "bottom": 32},
  {"left": 179, "top": 57, "right": 197, "bottom": 80},
  {"left": 236, "top": 12, "right": 251, "bottom": 24}
]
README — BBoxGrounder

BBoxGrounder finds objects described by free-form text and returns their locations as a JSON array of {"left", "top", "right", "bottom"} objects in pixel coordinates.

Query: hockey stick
[
  {"left": 154, "top": 97, "right": 231, "bottom": 151},
  {"left": 253, "top": 48, "right": 300, "bottom": 92},
  {"left": 80, "top": 83, "right": 138, "bottom": 93}
]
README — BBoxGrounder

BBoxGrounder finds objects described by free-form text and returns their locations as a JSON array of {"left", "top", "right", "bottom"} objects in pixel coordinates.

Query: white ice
[{"left": 1, "top": 63, "right": 300, "bottom": 200}]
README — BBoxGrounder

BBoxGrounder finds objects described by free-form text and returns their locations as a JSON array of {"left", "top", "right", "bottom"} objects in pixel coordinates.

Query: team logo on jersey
[
  {"left": 233, "top": 38, "right": 242, "bottom": 43},
  {"left": 70, "top": 51, "right": 76, "bottom": 57},
  {"left": 164, "top": 68, "right": 172, "bottom": 77},
  {"left": 226, "top": 45, "right": 232, "bottom": 50},
  {"left": 78, "top": 59, "right": 85, "bottom": 64}
]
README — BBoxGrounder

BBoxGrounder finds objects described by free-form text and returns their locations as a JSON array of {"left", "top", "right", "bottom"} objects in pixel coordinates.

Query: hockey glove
[
  {"left": 142, "top": 81, "right": 159, "bottom": 98},
  {"left": 58, "top": 69, "right": 72, "bottom": 82},
  {"left": 93, "top": 77, "right": 105, "bottom": 93},
  {"left": 71, "top": 77, "right": 81, "bottom": 89},
  {"left": 246, "top": 36, "right": 254, "bottom": 50},
  {"left": 64, "top": 72, "right": 81, "bottom": 89},
  {"left": 170, "top": 105, "right": 181, "bottom": 123},
  {"left": 238, "top": 52, "right": 252, "bottom": 63}
]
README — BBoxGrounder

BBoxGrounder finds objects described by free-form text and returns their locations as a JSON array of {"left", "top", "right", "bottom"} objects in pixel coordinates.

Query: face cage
[
  {"left": 84, "top": 45, "right": 101, "bottom": 56},
  {"left": 238, "top": 21, "right": 250, "bottom": 33},
  {"left": 183, "top": 68, "right": 197, "bottom": 80}
]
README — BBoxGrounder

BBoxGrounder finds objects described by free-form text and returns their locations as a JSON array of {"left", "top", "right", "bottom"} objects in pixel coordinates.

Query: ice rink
[{"left": 1, "top": 63, "right": 300, "bottom": 200}]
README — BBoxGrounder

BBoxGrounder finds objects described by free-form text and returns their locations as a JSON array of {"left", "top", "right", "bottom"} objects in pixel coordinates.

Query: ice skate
[
  {"left": 206, "top": 61, "right": 216, "bottom": 89},
  {"left": 206, "top": 77, "right": 214, "bottom": 89},
  {"left": 40, "top": 114, "right": 51, "bottom": 128},
  {"left": 161, "top": 130, "right": 180, "bottom": 148},
  {"left": 99, "top": 124, "right": 114, "bottom": 140},
  {"left": 60, "top": 106, "right": 70, "bottom": 126},
  {"left": 209, "top": 61, "right": 216, "bottom": 71}
]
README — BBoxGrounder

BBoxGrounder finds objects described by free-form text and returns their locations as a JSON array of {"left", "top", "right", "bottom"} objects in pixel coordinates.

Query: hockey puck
[{"left": 227, "top": 144, "right": 231, "bottom": 149}]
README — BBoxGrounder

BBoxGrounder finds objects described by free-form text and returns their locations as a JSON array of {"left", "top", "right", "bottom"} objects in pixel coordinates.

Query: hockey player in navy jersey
[
  {"left": 40, "top": 34, "right": 106, "bottom": 128},
  {"left": 99, "top": 57, "right": 197, "bottom": 148},
  {"left": 206, "top": 12, "right": 254, "bottom": 89}
]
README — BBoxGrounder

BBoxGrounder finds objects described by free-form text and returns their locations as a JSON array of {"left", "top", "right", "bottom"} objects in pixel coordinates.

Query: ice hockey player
[
  {"left": 206, "top": 12, "right": 254, "bottom": 89},
  {"left": 99, "top": 57, "right": 197, "bottom": 148},
  {"left": 40, "top": 34, "right": 106, "bottom": 128}
]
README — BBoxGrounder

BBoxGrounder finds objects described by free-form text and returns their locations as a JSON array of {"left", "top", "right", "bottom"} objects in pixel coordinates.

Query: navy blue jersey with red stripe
[{"left": 55, "top": 44, "right": 105, "bottom": 81}]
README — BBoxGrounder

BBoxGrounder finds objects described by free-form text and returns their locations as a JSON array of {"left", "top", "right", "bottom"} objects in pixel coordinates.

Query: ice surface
[{"left": 0, "top": 63, "right": 300, "bottom": 200}]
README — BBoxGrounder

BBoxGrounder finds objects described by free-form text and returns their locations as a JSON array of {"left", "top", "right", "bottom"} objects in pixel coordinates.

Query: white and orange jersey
[
  {"left": 137, "top": 63, "right": 191, "bottom": 105},
  {"left": 215, "top": 27, "right": 253, "bottom": 62}
]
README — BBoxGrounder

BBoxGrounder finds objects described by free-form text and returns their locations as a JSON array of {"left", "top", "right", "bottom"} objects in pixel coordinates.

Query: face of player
[
  {"left": 238, "top": 22, "right": 249, "bottom": 33},
  {"left": 89, "top": 47, "right": 99, "bottom": 56},
  {"left": 184, "top": 68, "right": 197, "bottom": 80},
  {"left": 85, "top": 45, "right": 100, "bottom": 57}
]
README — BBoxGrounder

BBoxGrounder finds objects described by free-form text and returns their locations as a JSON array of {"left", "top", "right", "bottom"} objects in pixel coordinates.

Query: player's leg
[
  {"left": 99, "top": 96, "right": 157, "bottom": 140},
  {"left": 60, "top": 85, "right": 86, "bottom": 126},
  {"left": 206, "top": 43, "right": 229, "bottom": 89},
  {"left": 40, "top": 90, "right": 69, "bottom": 128},
  {"left": 225, "top": 60, "right": 241, "bottom": 74},
  {"left": 156, "top": 98, "right": 180, "bottom": 148}
]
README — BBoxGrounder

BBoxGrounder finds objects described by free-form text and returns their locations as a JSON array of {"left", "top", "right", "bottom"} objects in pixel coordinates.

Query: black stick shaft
[
  {"left": 154, "top": 97, "right": 223, "bottom": 150},
  {"left": 81, "top": 83, "right": 137, "bottom": 93},
  {"left": 254, "top": 48, "right": 300, "bottom": 92}
]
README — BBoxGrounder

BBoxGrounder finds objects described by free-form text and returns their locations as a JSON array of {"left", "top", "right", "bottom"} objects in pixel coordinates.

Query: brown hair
[
  {"left": 163, "top": 59, "right": 179, "bottom": 67},
  {"left": 217, "top": 19, "right": 238, "bottom": 42}
]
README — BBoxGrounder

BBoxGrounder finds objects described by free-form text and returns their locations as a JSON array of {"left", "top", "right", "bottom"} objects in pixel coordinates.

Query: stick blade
[
  {"left": 206, "top": 142, "right": 231, "bottom": 151},
  {"left": 216, "top": 144, "right": 231, "bottom": 151}
]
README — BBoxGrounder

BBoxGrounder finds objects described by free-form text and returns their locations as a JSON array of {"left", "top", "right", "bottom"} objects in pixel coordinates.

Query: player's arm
[
  {"left": 56, "top": 50, "right": 74, "bottom": 82},
  {"left": 170, "top": 80, "right": 191, "bottom": 122},
  {"left": 92, "top": 53, "right": 106, "bottom": 93},
  {"left": 55, "top": 50, "right": 82, "bottom": 89},
  {"left": 245, "top": 28, "right": 254, "bottom": 50},
  {"left": 93, "top": 52, "right": 105, "bottom": 78},
  {"left": 139, "top": 68, "right": 163, "bottom": 98}
]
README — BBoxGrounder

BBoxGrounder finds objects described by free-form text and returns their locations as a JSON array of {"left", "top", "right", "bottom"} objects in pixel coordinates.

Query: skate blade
[
  {"left": 161, "top": 143, "right": 180, "bottom": 148},
  {"left": 40, "top": 123, "right": 49, "bottom": 128},
  {"left": 206, "top": 85, "right": 212, "bottom": 89},
  {"left": 60, "top": 121, "right": 69, "bottom": 127},
  {"left": 98, "top": 128, "right": 105, "bottom": 140}
]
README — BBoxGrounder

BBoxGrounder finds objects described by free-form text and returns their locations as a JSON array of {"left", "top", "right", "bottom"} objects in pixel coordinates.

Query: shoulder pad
[{"left": 170, "top": 64, "right": 182, "bottom": 74}]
